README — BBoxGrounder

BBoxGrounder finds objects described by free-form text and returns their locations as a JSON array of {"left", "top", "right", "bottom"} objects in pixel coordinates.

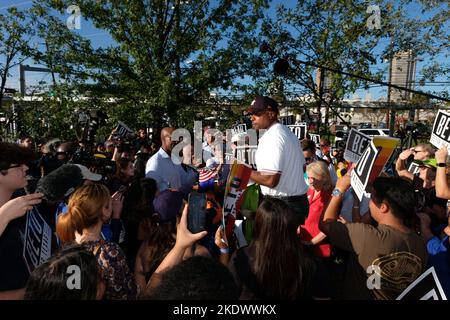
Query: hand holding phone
[{"left": 187, "top": 192, "right": 207, "bottom": 233}]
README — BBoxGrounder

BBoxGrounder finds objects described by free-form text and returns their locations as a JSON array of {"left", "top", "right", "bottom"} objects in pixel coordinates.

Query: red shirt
[{"left": 299, "top": 187, "right": 332, "bottom": 258}]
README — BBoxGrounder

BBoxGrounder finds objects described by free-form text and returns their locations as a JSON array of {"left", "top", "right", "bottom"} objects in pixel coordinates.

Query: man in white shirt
[
  {"left": 145, "top": 127, "right": 196, "bottom": 193},
  {"left": 248, "top": 96, "right": 309, "bottom": 223}
]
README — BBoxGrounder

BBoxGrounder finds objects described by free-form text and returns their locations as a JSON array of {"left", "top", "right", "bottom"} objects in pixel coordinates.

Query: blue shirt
[{"left": 427, "top": 235, "right": 450, "bottom": 297}]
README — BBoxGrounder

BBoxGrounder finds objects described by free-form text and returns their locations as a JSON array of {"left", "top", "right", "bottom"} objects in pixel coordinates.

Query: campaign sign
[
  {"left": 430, "top": 110, "right": 450, "bottom": 154},
  {"left": 408, "top": 161, "right": 421, "bottom": 175},
  {"left": 351, "top": 136, "right": 399, "bottom": 201},
  {"left": 23, "top": 206, "right": 52, "bottom": 273},
  {"left": 231, "top": 124, "right": 247, "bottom": 135},
  {"left": 287, "top": 123, "right": 308, "bottom": 140},
  {"left": 397, "top": 267, "right": 447, "bottom": 300},
  {"left": 223, "top": 161, "right": 252, "bottom": 217},
  {"left": 310, "top": 134, "right": 321, "bottom": 147},
  {"left": 115, "top": 121, "right": 133, "bottom": 138},
  {"left": 344, "top": 129, "right": 371, "bottom": 163},
  {"left": 235, "top": 145, "right": 257, "bottom": 170},
  {"left": 351, "top": 141, "right": 379, "bottom": 201}
]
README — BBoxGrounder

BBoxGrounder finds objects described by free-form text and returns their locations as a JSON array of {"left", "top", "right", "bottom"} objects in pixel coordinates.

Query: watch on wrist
[
  {"left": 437, "top": 162, "right": 446, "bottom": 167},
  {"left": 332, "top": 188, "right": 344, "bottom": 197}
]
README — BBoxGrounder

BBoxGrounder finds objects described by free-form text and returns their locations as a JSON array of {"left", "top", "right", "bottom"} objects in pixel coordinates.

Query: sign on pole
[
  {"left": 23, "top": 206, "right": 52, "bottom": 274},
  {"left": 344, "top": 129, "right": 371, "bottom": 163},
  {"left": 397, "top": 267, "right": 447, "bottom": 300},
  {"left": 287, "top": 123, "right": 308, "bottom": 140},
  {"left": 430, "top": 110, "right": 450, "bottom": 154}
]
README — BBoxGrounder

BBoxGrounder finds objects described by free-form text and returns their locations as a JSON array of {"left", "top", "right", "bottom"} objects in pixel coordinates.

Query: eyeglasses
[{"left": 412, "top": 149, "right": 425, "bottom": 153}]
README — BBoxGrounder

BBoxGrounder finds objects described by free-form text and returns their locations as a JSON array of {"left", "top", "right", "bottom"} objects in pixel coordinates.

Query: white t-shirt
[{"left": 255, "top": 122, "right": 308, "bottom": 197}]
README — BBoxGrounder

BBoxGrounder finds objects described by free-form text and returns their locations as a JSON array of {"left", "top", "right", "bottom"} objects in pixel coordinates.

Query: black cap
[{"left": 246, "top": 96, "right": 279, "bottom": 115}]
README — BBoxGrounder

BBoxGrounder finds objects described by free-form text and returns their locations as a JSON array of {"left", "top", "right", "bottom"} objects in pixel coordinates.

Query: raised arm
[
  {"left": 435, "top": 147, "right": 450, "bottom": 199},
  {"left": 395, "top": 149, "right": 414, "bottom": 181},
  {"left": 145, "top": 204, "right": 207, "bottom": 292},
  {"left": 319, "top": 174, "right": 351, "bottom": 235}
]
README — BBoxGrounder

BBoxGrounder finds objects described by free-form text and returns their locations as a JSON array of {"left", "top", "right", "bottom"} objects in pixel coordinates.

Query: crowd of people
[{"left": 0, "top": 95, "right": 449, "bottom": 300}]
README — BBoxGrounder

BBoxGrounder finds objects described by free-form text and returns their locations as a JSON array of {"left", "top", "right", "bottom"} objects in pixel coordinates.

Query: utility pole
[{"left": 386, "top": 36, "right": 395, "bottom": 137}]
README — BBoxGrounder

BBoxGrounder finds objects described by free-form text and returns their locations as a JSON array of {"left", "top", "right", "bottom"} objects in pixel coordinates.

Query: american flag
[{"left": 199, "top": 169, "right": 216, "bottom": 183}]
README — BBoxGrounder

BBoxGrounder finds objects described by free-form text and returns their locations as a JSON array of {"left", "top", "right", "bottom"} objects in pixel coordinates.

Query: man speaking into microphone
[{"left": 247, "top": 96, "right": 309, "bottom": 223}]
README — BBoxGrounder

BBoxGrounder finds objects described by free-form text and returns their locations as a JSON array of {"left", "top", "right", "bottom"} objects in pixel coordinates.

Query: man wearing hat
[{"left": 247, "top": 96, "right": 309, "bottom": 223}]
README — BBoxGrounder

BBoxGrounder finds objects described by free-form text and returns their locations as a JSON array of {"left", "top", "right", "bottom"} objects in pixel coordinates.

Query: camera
[{"left": 72, "top": 149, "right": 116, "bottom": 177}]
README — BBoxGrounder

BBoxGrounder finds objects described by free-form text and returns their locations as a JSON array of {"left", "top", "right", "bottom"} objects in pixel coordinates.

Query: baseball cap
[
  {"left": 246, "top": 96, "right": 279, "bottom": 115},
  {"left": 75, "top": 164, "right": 102, "bottom": 181}
]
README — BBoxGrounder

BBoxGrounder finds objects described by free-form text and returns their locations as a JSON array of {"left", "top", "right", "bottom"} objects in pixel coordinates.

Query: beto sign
[
  {"left": 287, "top": 123, "right": 307, "bottom": 140},
  {"left": 430, "top": 110, "right": 450, "bottom": 154},
  {"left": 351, "top": 141, "right": 378, "bottom": 201},
  {"left": 23, "top": 206, "right": 52, "bottom": 273},
  {"left": 344, "top": 129, "right": 371, "bottom": 163}
]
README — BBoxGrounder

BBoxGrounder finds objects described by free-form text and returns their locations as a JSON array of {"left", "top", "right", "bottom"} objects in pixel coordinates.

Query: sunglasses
[{"left": 1, "top": 164, "right": 24, "bottom": 170}]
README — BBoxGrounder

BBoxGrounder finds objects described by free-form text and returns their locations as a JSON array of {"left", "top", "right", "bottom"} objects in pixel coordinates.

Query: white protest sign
[
  {"left": 23, "top": 206, "right": 52, "bottom": 273},
  {"left": 235, "top": 145, "right": 257, "bottom": 170},
  {"left": 430, "top": 110, "right": 450, "bottom": 154},
  {"left": 397, "top": 267, "right": 447, "bottom": 300},
  {"left": 280, "top": 115, "right": 295, "bottom": 125},
  {"left": 351, "top": 141, "right": 379, "bottom": 201},
  {"left": 310, "top": 134, "right": 321, "bottom": 147},
  {"left": 344, "top": 129, "right": 371, "bottom": 163},
  {"left": 287, "top": 123, "right": 308, "bottom": 140},
  {"left": 231, "top": 124, "right": 247, "bottom": 135},
  {"left": 115, "top": 121, "right": 134, "bottom": 138}
]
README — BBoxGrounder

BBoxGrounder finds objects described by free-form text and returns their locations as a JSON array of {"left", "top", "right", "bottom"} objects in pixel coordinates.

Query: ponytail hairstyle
[{"left": 56, "top": 183, "right": 111, "bottom": 243}]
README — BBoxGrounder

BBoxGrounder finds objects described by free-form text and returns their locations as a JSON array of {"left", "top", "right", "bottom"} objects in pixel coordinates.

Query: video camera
[{"left": 72, "top": 148, "right": 117, "bottom": 177}]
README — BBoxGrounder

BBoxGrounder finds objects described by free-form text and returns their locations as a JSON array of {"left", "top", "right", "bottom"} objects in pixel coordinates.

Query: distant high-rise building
[{"left": 389, "top": 50, "right": 418, "bottom": 102}]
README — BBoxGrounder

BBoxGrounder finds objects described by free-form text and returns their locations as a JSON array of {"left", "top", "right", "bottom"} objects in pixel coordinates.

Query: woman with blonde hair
[
  {"left": 299, "top": 160, "right": 334, "bottom": 298},
  {"left": 56, "top": 183, "right": 137, "bottom": 300}
]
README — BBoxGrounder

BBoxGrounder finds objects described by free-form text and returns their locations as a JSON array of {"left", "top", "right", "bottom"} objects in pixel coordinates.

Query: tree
[
  {"left": 256, "top": 0, "right": 449, "bottom": 132},
  {"left": 0, "top": 7, "right": 34, "bottom": 136},
  {"left": 30, "top": 0, "right": 269, "bottom": 136}
]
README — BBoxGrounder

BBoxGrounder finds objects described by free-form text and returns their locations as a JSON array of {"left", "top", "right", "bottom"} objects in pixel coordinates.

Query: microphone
[{"left": 36, "top": 164, "right": 84, "bottom": 202}]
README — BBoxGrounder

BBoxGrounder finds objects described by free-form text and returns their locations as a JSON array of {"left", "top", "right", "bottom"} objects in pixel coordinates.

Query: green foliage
[{"left": 26, "top": 0, "right": 269, "bottom": 137}]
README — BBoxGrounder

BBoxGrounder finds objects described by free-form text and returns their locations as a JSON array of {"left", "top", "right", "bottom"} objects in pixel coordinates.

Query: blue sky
[{"left": 1, "top": 0, "right": 448, "bottom": 101}]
